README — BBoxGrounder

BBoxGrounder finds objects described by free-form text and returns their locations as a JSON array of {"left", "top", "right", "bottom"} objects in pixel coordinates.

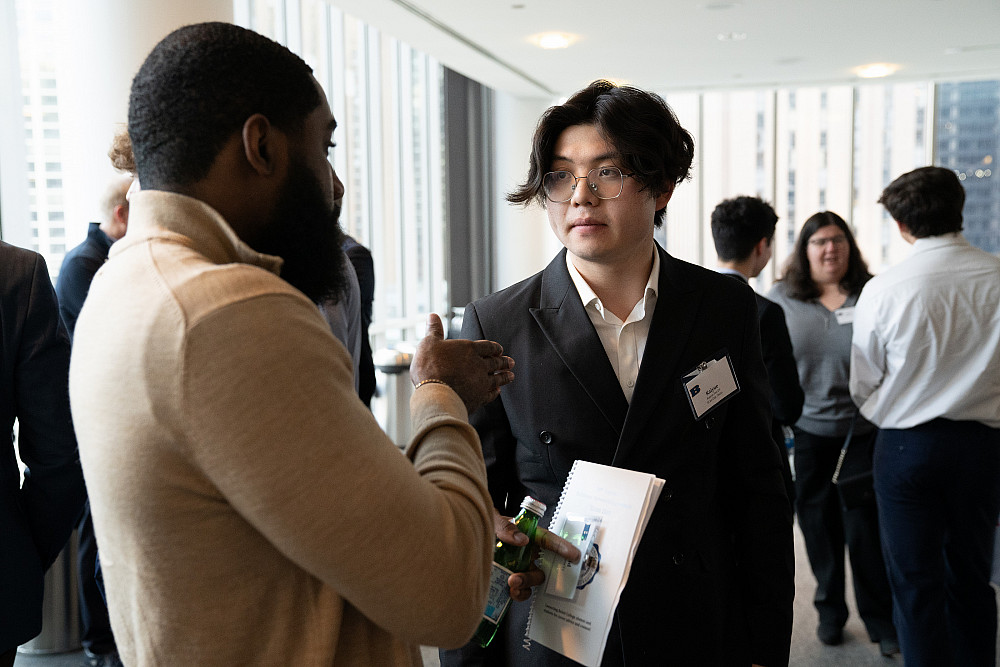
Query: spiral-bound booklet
[{"left": 524, "top": 460, "right": 663, "bottom": 666}]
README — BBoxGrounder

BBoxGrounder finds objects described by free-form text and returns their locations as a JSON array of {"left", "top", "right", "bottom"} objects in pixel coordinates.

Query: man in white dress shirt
[{"left": 850, "top": 166, "right": 1000, "bottom": 667}]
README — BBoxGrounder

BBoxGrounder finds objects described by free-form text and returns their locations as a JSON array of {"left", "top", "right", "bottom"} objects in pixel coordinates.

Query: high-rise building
[{"left": 936, "top": 80, "right": 1000, "bottom": 254}]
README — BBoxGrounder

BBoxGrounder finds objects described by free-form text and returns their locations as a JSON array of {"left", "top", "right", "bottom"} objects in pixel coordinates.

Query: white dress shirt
[
  {"left": 850, "top": 232, "right": 1000, "bottom": 429},
  {"left": 566, "top": 249, "right": 659, "bottom": 404}
]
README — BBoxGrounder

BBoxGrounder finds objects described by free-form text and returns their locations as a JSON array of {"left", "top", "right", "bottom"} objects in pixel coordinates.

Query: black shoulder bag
[{"left": 831, "top": 412, "right": 876, "bottom": 510}]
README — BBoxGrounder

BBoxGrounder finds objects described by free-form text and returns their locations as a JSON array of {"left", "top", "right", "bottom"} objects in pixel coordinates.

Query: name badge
[
  {"left": 834, "top": 307, "right": 855, "bottom": 325},
  {"left": 682, "top": 352, "right": 740, "bottom": 421}
]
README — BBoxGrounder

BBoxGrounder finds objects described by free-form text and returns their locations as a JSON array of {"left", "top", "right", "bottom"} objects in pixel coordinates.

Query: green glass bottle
[{"left": 473, "top": 495, "right": 547, "bottom": 648}]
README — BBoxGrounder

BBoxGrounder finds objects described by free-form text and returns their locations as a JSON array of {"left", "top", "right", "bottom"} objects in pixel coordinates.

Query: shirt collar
[
  {"left": 120, "top": 190, "right": 283, "bottom": 275},
  {"left": 716, "top": 266, "right": 750, "bottom": 282},
  {"left": 911, "top": 231, "right": 967, "bottom": 255},
  {"left": 565, "top": 246, "right": 660, "bottom": 313}
]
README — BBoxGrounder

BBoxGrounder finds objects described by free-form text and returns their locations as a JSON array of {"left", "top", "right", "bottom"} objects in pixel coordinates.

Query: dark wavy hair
[
  {"left": 128, "top": 22, "right": 320, "bottom": 190},
  {"left": 779, "top": 211, "right": 873, "bottom": 300},
  {"left": 507, "top": 80, "right": 694, "bottom": 228},
  {"left": 710, "top": 196, "right": 778, "bottom": 261},
  {"left": 878, "top": 166, "right": 965, "bottom": 238}
]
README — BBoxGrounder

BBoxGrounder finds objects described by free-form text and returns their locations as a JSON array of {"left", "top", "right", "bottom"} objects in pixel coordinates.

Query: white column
[
  {"left": 493, "top": 90, "right": 559, "bottom": 290},
  {"left": 56, "top": 0, "right": 233, "bottom": 243}
]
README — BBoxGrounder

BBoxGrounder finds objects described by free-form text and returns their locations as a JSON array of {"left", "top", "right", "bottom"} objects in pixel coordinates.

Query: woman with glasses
[{"left": 768, "top": 211, "right": 899, "bottom": 657}]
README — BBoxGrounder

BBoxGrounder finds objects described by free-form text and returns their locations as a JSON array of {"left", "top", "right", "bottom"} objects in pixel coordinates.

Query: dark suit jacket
[
  {"left": 0, "top": 242, "right": 86, "bottom": 650},
  {"left": 461, "top": 246, "right": 794, "bottom": 666},
  {"left": 343, "top": 236, "right": 376, "bottom": 407},
  {"left": 724, "top": 273, "right": 804, "bottom": 508},
  {"left": 56, "top": 222, "right": 113, "bottom": 339}
]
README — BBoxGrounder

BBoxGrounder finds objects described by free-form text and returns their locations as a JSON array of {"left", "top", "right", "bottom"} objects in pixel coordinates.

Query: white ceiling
[{"left": 331, "top": 0, "right": 1000, "bottom": 98}]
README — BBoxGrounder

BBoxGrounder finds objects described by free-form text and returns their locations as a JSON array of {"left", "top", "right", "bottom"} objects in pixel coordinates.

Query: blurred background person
[
  {"left": 711, "top": 195, "right": 803, "bottom": 511},
  {"left": 852, "top": 167, "right": 1000, "bottom": 666},
  {"left": 55, "top": 171, "right": 132, "bottom": 667},
  {"left": 768, "top": 211, "right": 898, "bottom": 656},
  {"left": 57, "top": 174, "right": 131, "bottom": 334},
  {"left": 1, "top": 241, "right": 86, "bottom": 667}
]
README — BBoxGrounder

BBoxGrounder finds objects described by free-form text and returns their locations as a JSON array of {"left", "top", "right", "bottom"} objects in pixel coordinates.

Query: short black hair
[
  {"left": 779, "top": 211, "right": 872, "bottom": 300},
  {"left": 508, "top": 80, "right": 694, "bottom": 228},
  {"left": 128, "top": 22, "right": 321, "bottom": 190},
  {"left": 710, "top": 196, "right": 778, "bottom": 261},
  {"left": 878, "top": 166, "right": 965, "bottom": 238}
]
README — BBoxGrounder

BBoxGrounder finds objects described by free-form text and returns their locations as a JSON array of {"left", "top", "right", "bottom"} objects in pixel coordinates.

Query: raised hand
[{"left": 411, "top": 313, "right": 514, "bottom": 414}]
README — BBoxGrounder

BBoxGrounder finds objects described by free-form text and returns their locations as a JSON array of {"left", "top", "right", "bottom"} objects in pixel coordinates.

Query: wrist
[{"left": 414, "top": 378, "right": 450, "bottom": 390}]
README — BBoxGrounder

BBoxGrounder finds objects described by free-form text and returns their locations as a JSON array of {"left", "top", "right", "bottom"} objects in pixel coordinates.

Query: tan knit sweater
[{"left": 69, "top": 191, "right": 493, "bottom": 666}]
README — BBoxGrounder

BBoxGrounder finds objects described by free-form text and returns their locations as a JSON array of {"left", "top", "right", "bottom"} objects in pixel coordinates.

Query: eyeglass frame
[
  {"left": 541, "top": 166, "right": 636, "bottom": 203},
  {"left": 807, "top": 234, "right": 848, "bottom": 248}
]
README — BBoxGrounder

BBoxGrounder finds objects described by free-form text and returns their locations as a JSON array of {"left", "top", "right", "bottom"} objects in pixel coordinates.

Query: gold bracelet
[{"left": 415, "top": 378, "right": 450, "bottom": 390}]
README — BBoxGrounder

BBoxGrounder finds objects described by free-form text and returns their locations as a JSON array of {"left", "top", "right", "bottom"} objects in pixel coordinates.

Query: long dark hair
[{"left": 779, "top": 211, "right": 872, "bottom": 300}]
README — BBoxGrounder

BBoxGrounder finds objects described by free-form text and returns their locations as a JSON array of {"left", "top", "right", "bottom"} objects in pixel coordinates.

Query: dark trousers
[
  {"left": 77, "top": 502, "right": 114, "bottom": 653},
  {"left": 875, "top": 419, "right": 1000, "bottom": 667},
  {"left": 793, "top": 427, "right": 895, "bottom": 641},
  {"left": 0, "top": 648, "right": 15, "bottom": 667}
]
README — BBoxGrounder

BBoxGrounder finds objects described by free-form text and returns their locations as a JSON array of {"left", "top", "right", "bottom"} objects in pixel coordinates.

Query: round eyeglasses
[{"left": 542, "top": 166, "right": 634, "bottom": 203}]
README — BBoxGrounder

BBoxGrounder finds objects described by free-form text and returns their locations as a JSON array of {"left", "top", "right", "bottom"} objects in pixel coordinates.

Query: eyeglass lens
[
  {"left": 543, "top": 167, "right": 624, "bottom": 202},
  {"left": 808, "top": 235, "right": 848, "bottom": 247}
]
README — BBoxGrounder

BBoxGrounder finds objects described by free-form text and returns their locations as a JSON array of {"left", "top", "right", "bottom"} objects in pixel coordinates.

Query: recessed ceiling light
[
  {"left": 854, "top": 62, "right": 900, "bottom": 78},
  {"left": 717, "top": 31, "right": 747, "bottom": 41},
  {"left": 702, "top": 2, "right": 741, "bottom": 9},
  {"left": 532, "top": 32, "right": 574, "bottom": 49}
]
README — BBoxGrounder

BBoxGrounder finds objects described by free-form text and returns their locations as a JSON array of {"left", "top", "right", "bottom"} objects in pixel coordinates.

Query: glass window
[
  {"left": 935, "top": 80, "right": 999, "bottom": 254},
  {"left": 238, "top": 0, "right": 449, "bottom": 353},
  {"left": 853, "top": 82, "right": 931, "bottom": 268}
]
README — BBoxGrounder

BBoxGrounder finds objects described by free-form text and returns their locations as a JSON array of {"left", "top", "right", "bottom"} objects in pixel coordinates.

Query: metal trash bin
[
  {"left": 19, "top": 534, "right": 81, "bottom": 655},
  {"left": 373, "top": 347, "right": 414, "bottom": 449}
]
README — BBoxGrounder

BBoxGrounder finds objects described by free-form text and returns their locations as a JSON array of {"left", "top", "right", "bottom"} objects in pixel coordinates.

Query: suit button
[
  {"left": 704, "top": 416, "right": 716, "bottom": 429},
  {"left": 663, "top": 488, "right": 673, "bottom": 501},
  {"left": 672, "top": 552, "right": 685, "bottom": 565},
  {"left": 539, "top": 431, "right": 553, "bottom": 445}
]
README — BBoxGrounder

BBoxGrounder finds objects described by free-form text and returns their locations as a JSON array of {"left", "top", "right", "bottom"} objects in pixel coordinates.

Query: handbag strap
[{"left": 831, "top": 411, "right": 859, "bottom": 485}]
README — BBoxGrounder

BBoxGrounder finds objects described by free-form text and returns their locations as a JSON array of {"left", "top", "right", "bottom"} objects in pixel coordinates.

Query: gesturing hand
[{"left": 411, "top": 313, "right": 514, "bottom": 414}]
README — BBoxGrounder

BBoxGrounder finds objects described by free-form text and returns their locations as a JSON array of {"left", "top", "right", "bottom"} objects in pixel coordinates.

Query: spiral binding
[{"left": 522, "top": 459, "right": 581, "bottom": 653}]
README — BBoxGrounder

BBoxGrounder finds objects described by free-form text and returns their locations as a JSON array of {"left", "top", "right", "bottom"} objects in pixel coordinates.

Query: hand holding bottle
[{"left": 492, "top": 507, "right": 581, "bottom": 602}]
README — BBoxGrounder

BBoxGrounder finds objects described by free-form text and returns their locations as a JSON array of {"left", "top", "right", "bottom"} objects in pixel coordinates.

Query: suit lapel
[
  {"left": 530, "top": 250, "right": 629, "bottom": 434},
  {"left": 615, "top": 245, "right": 703, "bottom": 464}
]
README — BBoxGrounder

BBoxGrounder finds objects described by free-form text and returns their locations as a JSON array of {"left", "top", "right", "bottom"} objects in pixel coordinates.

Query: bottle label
[{"left": 482, "top": 562, "right": 514, "bottom": 623}]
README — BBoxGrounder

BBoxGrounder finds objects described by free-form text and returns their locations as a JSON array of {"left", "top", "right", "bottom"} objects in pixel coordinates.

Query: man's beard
[{"left": 256, "top": 160, "right": 347, "bottom": 304}]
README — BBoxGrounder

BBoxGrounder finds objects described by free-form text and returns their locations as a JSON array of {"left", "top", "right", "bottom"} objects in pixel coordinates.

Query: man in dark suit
[
  {"left": 1, "top": 241, "right": 87, "bottom": 666},
  {"left": 442, "top": 81, "right": 794, "bottom": 666},
  {"left": 711, "top": 196, "right": 804, "bottom": 509}
]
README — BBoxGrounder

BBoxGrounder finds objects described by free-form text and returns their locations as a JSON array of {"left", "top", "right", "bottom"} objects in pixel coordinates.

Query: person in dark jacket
[
  {"left": 56, "top": 173, "right": 131, "bottom": 667},
  {"left": 1, "top": 241, "right": 86, "bottom": 666},
  {"left": 711, "top": 195, "right": 804, "bottom": 509}
]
